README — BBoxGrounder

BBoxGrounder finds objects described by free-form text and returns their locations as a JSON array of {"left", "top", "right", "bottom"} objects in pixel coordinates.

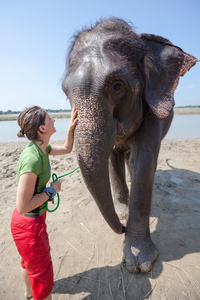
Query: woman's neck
[{"left": 33, "top": 138, "right": 50, "bottom": 154}]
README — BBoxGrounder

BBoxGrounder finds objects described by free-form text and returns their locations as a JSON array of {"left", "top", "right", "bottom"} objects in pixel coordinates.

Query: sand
[{"left": 0, "top": 139, "right": 200, "bottom": 300}]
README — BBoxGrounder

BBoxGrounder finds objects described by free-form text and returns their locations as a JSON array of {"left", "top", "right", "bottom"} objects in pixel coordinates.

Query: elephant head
[{"left": 62, "top": 19, "right": 197, "bottom": 248}]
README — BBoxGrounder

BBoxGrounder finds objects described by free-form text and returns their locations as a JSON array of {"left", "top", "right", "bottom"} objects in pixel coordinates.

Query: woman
[{"left": 11, "top": 106, "right": 78, "bottom": 300}]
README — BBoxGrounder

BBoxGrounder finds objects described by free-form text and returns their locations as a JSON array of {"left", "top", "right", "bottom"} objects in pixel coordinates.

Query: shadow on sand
[{"left": 52, "top": 160, "right": 200, "bottom": 299}]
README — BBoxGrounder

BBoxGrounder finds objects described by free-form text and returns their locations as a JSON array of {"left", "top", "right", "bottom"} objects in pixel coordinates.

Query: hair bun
[{"left": 17, "top": 129, "right": 25, "bottom": 138}]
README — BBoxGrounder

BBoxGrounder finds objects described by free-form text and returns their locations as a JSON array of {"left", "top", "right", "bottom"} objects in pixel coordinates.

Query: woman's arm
[
  {"left": 50, "top": 108, "right": 78, "bottom": 156},
  {"left": 16, "top": 172, "right": 61, "bottom": 214}
]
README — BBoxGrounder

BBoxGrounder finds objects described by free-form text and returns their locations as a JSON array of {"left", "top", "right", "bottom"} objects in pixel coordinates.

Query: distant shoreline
[
  {"left": 174, "top": 107, "right": 200, "bottom": 115},
  {"left": 0, "top": 112, "right": 72, "bottom": 121},
  {"left": 0, "top": 108, "right": 200, "bottom": 121}
]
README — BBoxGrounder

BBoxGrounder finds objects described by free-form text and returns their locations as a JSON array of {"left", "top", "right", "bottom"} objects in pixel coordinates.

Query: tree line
[
  {"left": 1, "top": 106, "right": 200, "bottom": 116},
  {"left": 0, "top": 109, "right": 72, "bottom": 115}
]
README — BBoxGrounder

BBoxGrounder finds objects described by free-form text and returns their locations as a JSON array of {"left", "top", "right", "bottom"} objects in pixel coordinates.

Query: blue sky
[{"left": 0, "top": 0, "right": 199, "bottom": 111}]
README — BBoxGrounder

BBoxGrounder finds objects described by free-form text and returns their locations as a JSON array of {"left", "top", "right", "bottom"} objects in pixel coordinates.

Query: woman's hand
[
  {"left": 51, "top": 180, "right": 61, "bottom": 194},
  {"left": 17, "top": 172, "right": 61, "bottom": 214},
  {"left": 68, "top": 107, "right": 78, "bottom": 132},
  {"left": 49, "top": 108, "right": 78, "bottom": 156}
]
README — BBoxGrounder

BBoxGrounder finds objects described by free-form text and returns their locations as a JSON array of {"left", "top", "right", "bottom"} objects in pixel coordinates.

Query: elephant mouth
[
  {"left": 113, "top": 116, "right": 126, "bottom": 145},
  {"left": 114, "top": 116, "right": 140, "bottom": 147}
]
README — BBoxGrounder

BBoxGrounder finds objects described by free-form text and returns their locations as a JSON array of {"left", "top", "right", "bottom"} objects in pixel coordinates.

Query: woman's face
[{"left": 44, "top": 113, "right": 56, "bottom": 136}]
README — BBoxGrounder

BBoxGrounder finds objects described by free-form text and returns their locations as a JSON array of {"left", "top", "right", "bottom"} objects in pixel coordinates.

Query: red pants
[{"left": 11, "top": 208, "right": 53, "bottom": 300}]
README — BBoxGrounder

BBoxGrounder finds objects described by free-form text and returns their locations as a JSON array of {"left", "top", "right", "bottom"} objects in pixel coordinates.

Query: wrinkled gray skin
[{"left": 62, "top": 18, "right": 198, "bottom": 273}]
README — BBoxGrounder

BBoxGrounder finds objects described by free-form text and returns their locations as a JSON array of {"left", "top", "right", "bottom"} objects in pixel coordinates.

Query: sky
[{"left": 0, "top": 0, "right": 199, "bottom": 111}]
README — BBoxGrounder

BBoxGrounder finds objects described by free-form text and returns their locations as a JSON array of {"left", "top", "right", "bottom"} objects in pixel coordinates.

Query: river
[{"left": 0, "top": 115, "right": 200, "bottom": 143}]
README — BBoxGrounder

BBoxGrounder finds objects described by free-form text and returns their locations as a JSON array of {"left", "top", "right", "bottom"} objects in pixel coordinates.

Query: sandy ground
[{"left": 0, "top": 139, "right": 200, "bottom": 300}]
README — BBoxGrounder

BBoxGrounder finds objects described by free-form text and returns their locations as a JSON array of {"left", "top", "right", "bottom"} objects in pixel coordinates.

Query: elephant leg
[
  {"left": 122, "top": 113, "right": 161, "bottom": 273},
  {"left": 125, "top": 152, "right": 131, "bottom": 182},
  {"left": 109, "top": 147, "right": 129, "bottom": 204},
  {"left": 109, "top": 148, "right": 129, "bottom": 219},
  {"left": 161, "top": 110, "right": 174, "bottom": 139}
]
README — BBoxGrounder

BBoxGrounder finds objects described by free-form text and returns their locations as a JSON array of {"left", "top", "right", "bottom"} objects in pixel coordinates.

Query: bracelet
[
  {"left": 43, "top": 187, "right": 57, "bottom": 201},
  {"left": 44, "top": 191, "right": 54, "bottom": 201}
]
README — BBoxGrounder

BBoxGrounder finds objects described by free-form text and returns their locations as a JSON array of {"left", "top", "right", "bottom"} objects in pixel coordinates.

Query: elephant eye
[
  {"left": 112, "top": 81, "right": 126, "bottom": 98},
  {"left": 113, "top": 81, "right": 124, "bottom": 91}
]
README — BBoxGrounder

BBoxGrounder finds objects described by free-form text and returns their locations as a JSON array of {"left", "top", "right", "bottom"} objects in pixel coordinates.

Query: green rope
[{"left": 45, "top": 167, "right": 79, "bottom": 213}]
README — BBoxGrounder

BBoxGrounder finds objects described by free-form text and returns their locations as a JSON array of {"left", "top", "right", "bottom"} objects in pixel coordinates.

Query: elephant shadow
[
  {"left": 52, "top": 160, "right": 200, "bottom": 299},
  {"left": 151, "top": 158, "right": 200, "bottom": 263},
  {"left": 52, "top": 263, "right": 155, "bottom": 299}
]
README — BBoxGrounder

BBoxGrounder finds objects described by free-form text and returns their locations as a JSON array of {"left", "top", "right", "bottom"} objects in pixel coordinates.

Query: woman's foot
[{"left": 25, "top": 293, "right": 32, "bottom": 300}]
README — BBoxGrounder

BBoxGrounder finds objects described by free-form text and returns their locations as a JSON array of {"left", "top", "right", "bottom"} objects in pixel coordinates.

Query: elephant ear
[{"left": 139, "top": 34, "right": 198, "bottom": 119}]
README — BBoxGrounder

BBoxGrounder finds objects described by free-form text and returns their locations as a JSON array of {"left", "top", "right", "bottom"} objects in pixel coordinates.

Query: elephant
[{"left": 62, "top": 18, "right": 198, "bottom": 273}]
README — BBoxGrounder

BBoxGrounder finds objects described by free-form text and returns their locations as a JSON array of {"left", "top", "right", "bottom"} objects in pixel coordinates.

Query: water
[
  {"left": 0, "top": 115, "right": 200, "bottom": 143},
  {"left": 165, "top": 114, "right": 200, "bottom": 140},
  {"left": 0, "top": 118, "right": 70, "bottom": 143}
]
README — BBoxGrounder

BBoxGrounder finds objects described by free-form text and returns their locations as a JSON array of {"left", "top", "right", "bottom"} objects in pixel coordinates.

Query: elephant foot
[{"left": 122, "top": 234, "right": 158, "bottom": 273}]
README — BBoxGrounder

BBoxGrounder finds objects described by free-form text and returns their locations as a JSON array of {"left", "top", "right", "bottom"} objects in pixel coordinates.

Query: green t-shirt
[{"left": 16, "top": 141, "right": 52, "bottom": 216}]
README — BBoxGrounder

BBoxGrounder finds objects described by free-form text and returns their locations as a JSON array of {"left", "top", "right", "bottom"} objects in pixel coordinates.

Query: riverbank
[
  {"left": 174, "top": 107, "right": 200, "bottom": 115},
  {"left": 0, "top": 112, "right": 72, "bottom": 121},
  {"left": 0, "top": 107, "right": 200, "bottom": 121},
  {"left": 0, "top": 139, "right": 200, "bottom": 299}
]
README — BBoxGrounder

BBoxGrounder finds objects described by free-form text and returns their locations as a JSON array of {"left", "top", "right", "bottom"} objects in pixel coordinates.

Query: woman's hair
[{"left": 17, "top": 106, "right": 46, "bottom": 143}]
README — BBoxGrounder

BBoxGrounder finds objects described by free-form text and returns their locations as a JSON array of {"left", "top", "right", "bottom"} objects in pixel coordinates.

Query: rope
[{"left": 45, "top": 167, "right": 79, "bottom": 212}]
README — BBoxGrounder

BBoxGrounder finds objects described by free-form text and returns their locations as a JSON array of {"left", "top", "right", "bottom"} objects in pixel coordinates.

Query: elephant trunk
[{"left": 73, "top": 97, "right": 124, "bottom": 234}]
